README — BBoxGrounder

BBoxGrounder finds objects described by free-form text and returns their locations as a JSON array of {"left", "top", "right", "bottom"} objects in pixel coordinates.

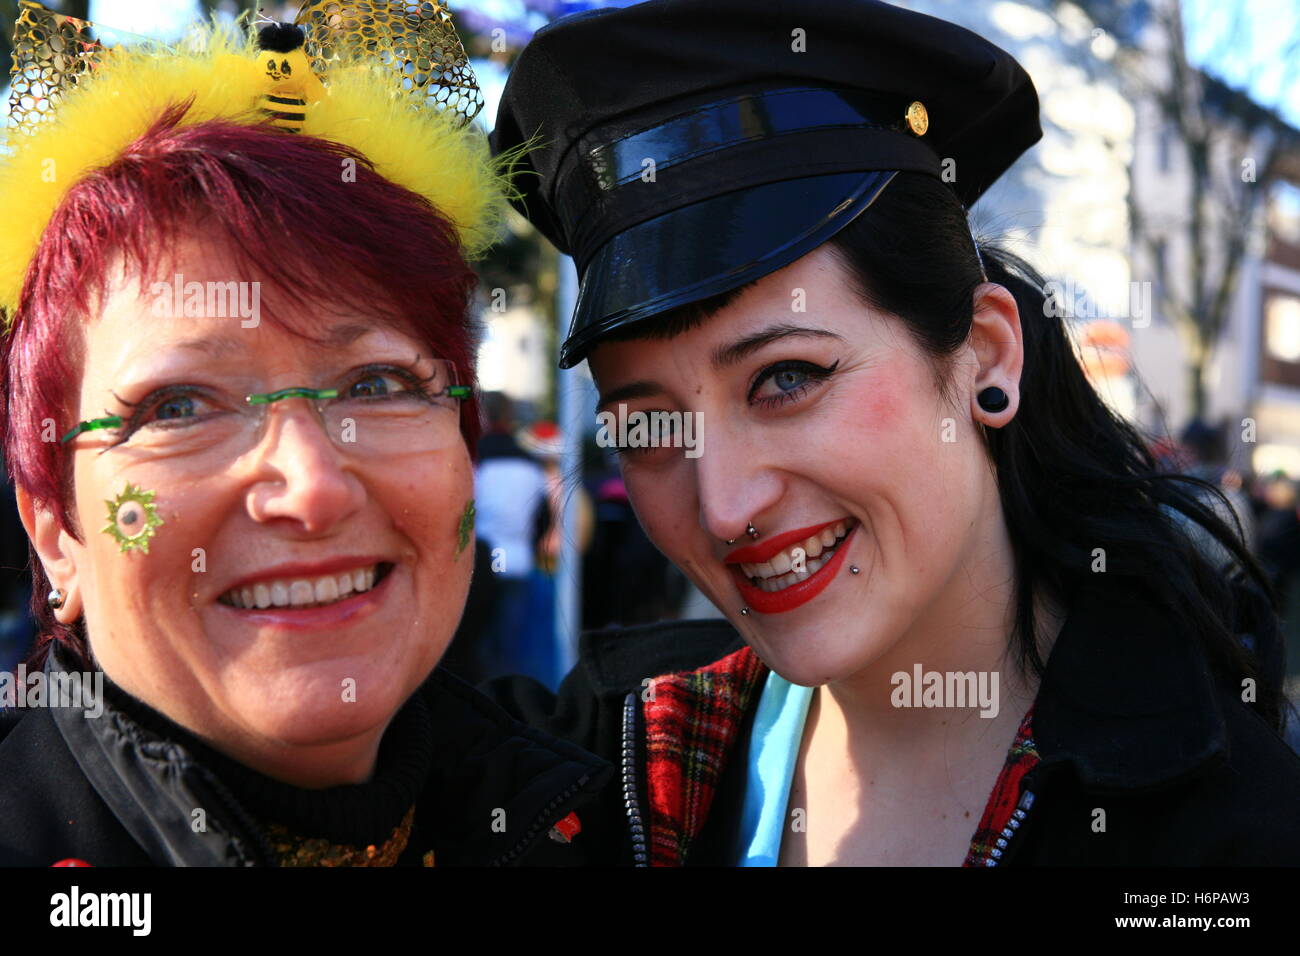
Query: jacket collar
[
  {"left": 46, "top": 644, "right": 611, "bottom": 865},
  {"left": 1023, "top": 580, "right": 1227, "bottom": 791},
  {"left": 419, "top": 668, "right": 612, "bottom": 865},
  {"left": 581, "top": 580, "right": 1230, "bottom": 794}
]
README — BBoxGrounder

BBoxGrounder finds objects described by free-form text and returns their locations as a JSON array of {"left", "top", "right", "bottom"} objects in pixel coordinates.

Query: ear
[
  {"left": 968, "top": 282, "right": 1024, "bottom": 428},
  {"left": 15, "top": 485, "right": 84, "bottom": 623}
]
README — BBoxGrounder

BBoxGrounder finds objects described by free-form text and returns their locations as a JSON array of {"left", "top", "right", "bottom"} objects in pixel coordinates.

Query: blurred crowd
[{"left": 441, "top": 392, "right": 686, "bottom": 689}]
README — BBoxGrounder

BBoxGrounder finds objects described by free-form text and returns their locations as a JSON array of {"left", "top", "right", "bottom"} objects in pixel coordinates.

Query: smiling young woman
[{"left": 486, "top": 0, "right": 1300, "bottom": 866}]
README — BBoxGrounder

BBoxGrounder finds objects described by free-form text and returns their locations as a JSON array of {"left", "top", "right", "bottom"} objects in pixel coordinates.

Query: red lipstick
[
  {"left": 729, "top": 523, "right": 858, "bottom": 614},
  {"left": 724, "top": 519, "right": 844, "bottom": 565}
]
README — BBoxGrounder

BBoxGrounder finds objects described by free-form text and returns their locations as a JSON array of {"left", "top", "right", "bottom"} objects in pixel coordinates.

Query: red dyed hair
[{"left": 0, "top": 104, "right": 482, "bottom": 666}]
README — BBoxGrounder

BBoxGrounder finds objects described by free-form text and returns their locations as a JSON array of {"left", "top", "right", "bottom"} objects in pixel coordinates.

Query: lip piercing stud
[
  {"left": 740, "top": 608, "right": 750, "bottom": 616},
  {"left": 850, "top": 566, "right": 860, "bottom": 574},
  {"left": 746, "top": 522, "right": 759, "bottom": 539},
  {"left": 725, "top": 538, "right": 736, "bottom": 545}
]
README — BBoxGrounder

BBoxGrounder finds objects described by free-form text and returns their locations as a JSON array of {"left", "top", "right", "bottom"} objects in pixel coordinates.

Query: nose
[
  {"left": 695, "top": 421, "right": 783, "bottom": 545},
  {"left": 242, "top": 401, "right": 365, "bottom": 533}
]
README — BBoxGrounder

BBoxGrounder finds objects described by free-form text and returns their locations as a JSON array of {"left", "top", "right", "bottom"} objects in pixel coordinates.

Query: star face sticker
[
  {"left": 456, "top": 499, "right": 476, "bottom": 560},
  {"left": 101, "top": 482, "right": 164, "bottom": 554}
]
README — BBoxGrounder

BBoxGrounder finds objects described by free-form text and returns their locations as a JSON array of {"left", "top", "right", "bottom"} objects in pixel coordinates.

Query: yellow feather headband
[{"left": 0, "top": 0, "right": 517, "bottom": 324}]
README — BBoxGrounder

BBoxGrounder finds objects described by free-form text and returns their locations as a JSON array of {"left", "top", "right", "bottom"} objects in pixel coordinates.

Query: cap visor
[{"left": 560, "top": 170, "right": 896, "bottom": 368}]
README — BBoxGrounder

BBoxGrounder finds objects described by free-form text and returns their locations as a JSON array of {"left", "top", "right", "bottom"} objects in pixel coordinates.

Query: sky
[{"left": 1182, "top": 0, "right": 1300, "bottom": 127}]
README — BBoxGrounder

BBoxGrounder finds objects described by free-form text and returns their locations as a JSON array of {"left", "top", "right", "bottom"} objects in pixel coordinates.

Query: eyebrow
[
  {"left": 711, "top": 324, "right": 844, "bottom": 369},
  {"left": 172, "top": 323, "right": 374, "bottom": 356},
  {"left": 596, "top": 323, "right": 845, "bottom": 409},
  {"left": 597, "top": 379, "right": 664, "bottom": 411}
]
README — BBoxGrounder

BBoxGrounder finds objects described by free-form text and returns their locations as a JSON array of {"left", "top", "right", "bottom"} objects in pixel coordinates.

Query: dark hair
[{"left": 605, "top": 171, "right": 1291, "bottom": 732}]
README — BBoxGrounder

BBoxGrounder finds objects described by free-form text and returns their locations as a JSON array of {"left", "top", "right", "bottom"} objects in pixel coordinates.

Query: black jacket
[
  {"left": 485, "top": 581, "right": 1300, "bottom": 865},
  {"left": 0, "top": 644, "right": 612, "bottom": 866}
]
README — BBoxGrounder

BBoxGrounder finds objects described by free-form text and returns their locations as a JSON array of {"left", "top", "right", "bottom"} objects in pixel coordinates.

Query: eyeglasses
[{"left": 61, "top": 359, "right": 472, "bottom": 464}]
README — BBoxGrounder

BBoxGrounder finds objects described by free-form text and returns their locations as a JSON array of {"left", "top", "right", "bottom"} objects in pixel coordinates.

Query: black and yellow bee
[{"left": 255, "top": 22, "right": 324, "bottom": 132}]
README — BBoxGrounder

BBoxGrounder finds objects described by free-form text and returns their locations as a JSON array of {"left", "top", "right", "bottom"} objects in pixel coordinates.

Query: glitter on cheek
[{"left": 101, "top": 482, "right": 164, "bottom": 555}]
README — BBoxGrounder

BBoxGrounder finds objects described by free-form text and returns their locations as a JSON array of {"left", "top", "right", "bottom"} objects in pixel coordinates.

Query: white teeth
[
  {"left": 315, "top": 576, "right": 339, "bottom": 603},
  {"left": 221, "top": 564, "right": 382, "bottom": 609},
  {"left": 736, "top": 520, "right": 857, "bottom": 591}
]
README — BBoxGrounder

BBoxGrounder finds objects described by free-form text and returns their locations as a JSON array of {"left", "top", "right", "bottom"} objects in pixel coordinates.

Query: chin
[
  {"left": 222, "top": 661, "right": 420, "bottom": 748},
  {"left": 748, "top": 622, "right": 892, "bottom": 689}
]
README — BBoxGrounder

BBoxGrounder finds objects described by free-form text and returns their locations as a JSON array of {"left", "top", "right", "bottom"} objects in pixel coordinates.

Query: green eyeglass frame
[{"left": 60, "top": 383, "right": 474, "bottom": 445}]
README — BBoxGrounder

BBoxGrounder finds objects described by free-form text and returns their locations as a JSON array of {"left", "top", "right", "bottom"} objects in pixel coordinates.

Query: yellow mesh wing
[
  {"left": 7, "top": 0, "right": 165, "bottom": 133},
  {"left": 294, "top": 1, "right": 484, "bottom": 125}
]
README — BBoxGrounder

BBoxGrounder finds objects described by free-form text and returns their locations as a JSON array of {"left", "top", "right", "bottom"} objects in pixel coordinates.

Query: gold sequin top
[{"left": 263, "top": 805, "right": 434, "bottom": 867}]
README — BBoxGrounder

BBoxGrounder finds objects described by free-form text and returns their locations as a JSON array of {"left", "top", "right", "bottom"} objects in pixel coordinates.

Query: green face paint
[
  {"left": 456, "top": 499, "right": 476, "bottom": 560},
  {"left": 102, "top": 482, "right": 164, "bottom": 554}
]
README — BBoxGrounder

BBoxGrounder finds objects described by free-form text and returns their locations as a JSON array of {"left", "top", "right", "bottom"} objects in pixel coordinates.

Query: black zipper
[{"left": 622, "top": 692, "right": 649, "bottom": 867}]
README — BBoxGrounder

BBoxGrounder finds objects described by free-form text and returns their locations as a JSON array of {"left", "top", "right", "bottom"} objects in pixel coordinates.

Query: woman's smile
[
  {"left": 217, "top": 558, "right": 393, "bottom": 610},
  {"left": 726, "top": 517, "right": 859, "bottom": 612},
  {"left": 210, "top": 561, "right": 395, "bottom": 633}
]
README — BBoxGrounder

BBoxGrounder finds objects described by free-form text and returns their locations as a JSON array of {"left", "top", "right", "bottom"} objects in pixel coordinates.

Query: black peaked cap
[{"left": 491, "top": 0, "right": 1042, "bottom": 367}]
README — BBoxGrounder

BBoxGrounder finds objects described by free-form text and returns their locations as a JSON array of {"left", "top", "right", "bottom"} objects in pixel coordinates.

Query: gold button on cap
[{"left": 905, "top": 100, "right": 929, "bottom": 136}]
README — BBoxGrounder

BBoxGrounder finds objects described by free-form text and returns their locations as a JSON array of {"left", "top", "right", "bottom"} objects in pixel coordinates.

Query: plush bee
[{"left": 255, "top": 22, "right": 325, "bottom": 132}]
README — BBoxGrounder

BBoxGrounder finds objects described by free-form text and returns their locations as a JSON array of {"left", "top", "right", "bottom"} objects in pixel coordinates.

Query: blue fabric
[{"left": 735, "top": 669, "right": 814, "bottom": 866}]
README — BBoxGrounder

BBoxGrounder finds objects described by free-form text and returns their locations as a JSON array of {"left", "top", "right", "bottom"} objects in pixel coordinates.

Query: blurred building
[
  {"left": 476, "top": 294, "right": 551, "bottom": 409},
  {"left": 1250, "top": 167, "right": 1300, "bottom": 476},
  {"left": 896, "top": 0, "right": 1141, "bottom": 415},
  {"left": 902, "top": 1, "right": 1300, "bottom": 479},
  {"left": 1125, "top": 10, "right": 1300, "bottom": 475}
]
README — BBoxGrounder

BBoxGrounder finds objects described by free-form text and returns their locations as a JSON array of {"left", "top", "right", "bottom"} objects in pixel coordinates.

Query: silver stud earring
[{"left": 47, "top": 588, "right": 66, "bottom": 610}]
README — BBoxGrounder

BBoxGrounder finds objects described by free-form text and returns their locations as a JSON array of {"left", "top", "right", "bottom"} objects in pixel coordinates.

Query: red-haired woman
[{"left": 0, "top": 11, "right": 608, "bottom": 867}]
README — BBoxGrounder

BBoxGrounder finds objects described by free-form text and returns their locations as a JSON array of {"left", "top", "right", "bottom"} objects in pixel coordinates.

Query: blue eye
[
  {"left": 348, "top": 374, "right": 392, "bottom": 398},
  {"left": 772, "top": 368, "right": 809, "bottom": 392},
  {"left": 155, "top": 395, "right": 196, "bottom": 420},
  {"left": 113, "top": 385, "right": 223, "bottom": 443},
  {"left": 749, "top": 359, "right": 840, "bottom": 409}
]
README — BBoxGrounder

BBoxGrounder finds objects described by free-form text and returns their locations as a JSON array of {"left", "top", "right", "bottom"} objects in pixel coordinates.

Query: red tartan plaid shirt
[{"left": 641, "top": 646, "right": 1039, "bottom": 866}]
